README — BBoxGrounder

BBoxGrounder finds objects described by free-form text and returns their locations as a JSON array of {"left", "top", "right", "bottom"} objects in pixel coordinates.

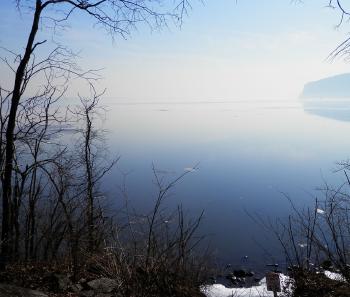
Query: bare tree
[
  {"left": 0, "top": 0, "right": 191, "bottom": 268},
  {"left": 263, "top": 169, "right": 350, "bottom": 284},
  {"left": 91, "top": 167, "right": 209, "bottom": 297},
  {"left": 71, "top": 87, "right": 118, "bottom": 252},
  {"left": 326, "top": 0, "right": 350, "bottom": 59}
]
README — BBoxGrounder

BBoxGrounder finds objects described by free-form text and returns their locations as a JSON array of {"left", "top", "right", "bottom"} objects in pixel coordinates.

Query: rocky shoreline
[{"left": 0, "top": 275, "right": 123, "bottom": 297}]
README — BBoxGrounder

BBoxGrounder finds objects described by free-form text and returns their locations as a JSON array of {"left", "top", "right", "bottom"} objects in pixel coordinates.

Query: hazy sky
[{"left": 1, "top": 0, "right": 350, "bottom": 101}]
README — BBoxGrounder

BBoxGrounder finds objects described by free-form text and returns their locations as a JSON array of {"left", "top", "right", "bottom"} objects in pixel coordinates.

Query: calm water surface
[{"left": 101, "top": 99, "right": 350, "bottom": 271}]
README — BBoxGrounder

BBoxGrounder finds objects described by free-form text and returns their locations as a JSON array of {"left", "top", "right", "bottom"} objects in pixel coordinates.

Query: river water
[{"left": 100, "top": 98, "right": 350, "bottom": 271}]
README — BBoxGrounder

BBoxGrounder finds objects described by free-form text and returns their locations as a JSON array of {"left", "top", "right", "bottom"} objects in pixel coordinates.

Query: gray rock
[
  {"left": 79, "top": 290, "right": 95, "bottom": 297},
  {"left": 54, "top": 273, "right": 72, "bottom": 291},
  {"left": 79, "top": 278, "right": 87, "bottom": 284},
  {"left": 87, "top": 278, "right": 118, "bottom": 293},
  {"left": 70, "top": 283, "right": 83, "bottom": 292},
  {"left": 0, "top": 283, "right": 48, "bottom": 297}
]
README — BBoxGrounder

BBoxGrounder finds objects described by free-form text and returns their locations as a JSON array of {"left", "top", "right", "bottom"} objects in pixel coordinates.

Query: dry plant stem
[{"left": 265, "top": 169, "right": 350, "bottom": 282}]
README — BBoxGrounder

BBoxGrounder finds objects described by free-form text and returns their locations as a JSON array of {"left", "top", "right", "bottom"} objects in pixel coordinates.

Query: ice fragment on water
[
  {"left": 316, "top": 208, "right": 325, "bottom": 215},
  {"left": 184, "top": 167, "right": 196, "bottom": 172}
]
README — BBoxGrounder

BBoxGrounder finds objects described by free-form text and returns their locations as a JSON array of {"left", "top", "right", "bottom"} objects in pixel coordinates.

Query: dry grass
[{"left": 288, "top": 269, "right": 350, "bottom": 297}]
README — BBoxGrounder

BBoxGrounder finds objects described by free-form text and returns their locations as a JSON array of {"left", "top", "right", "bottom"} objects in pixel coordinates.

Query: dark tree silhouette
[{"left": 1, "top": 0, "right": 191, "bottom": 268}]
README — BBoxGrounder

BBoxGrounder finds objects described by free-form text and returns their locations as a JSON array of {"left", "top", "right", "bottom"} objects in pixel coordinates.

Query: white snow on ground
[
  {"left": 324, "top": 270, "right": 345, "bottom": 282},
  {"left": 202, "top": 274, "right": 291, "bottom": 297},
  {"left": 202, "top": 270, "right": 346, "bottom": 297}
]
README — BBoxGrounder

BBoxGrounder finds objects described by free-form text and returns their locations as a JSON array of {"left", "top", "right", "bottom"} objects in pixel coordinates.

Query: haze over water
[
  {"left": 101, "top": 98, "right": 350, "bottom": 271},
  {"left": 3, "top": 0, "right": 350, "bottom": 274}
]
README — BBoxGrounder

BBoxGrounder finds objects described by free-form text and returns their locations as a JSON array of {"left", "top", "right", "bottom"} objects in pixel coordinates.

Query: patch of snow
[
  {"left": 324, "top": 270, "right": 345, "bottom": 282},
  {"left": 202, "top": 274, "right": 291, "bottom": 297}
]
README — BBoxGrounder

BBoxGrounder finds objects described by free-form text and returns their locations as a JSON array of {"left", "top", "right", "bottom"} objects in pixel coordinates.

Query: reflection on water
[
  {"left": 303, "top": 98, "right": 350, "bottom": 122},
  {"left": 100, "top": 99, "right": 350, "bottom": 272}
]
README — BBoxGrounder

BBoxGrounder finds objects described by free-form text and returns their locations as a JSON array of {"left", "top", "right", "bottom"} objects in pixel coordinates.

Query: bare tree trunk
[
  {"left": 28, "top": 163, "right": 40, "bottom": 259},
  {"left": 13, "top": 170, "right": 26, "bottom": 259},
  {"left": 1, "top": 0, "right": 42, "bottom": 268},
  {"left": 85, "top": 111, "right": 94, "bottom": 251}
]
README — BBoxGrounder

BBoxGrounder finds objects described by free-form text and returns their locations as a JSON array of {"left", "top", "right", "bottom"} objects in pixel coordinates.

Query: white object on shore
[
  {"left": 202, "top": 274, "right": 291, "bottom": 297},
  {"left": 324, "top": 270, "right": 345, "bottom": 282},
  {"left": 203, "top": 270, "right": 345, "bottom": 297}
]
